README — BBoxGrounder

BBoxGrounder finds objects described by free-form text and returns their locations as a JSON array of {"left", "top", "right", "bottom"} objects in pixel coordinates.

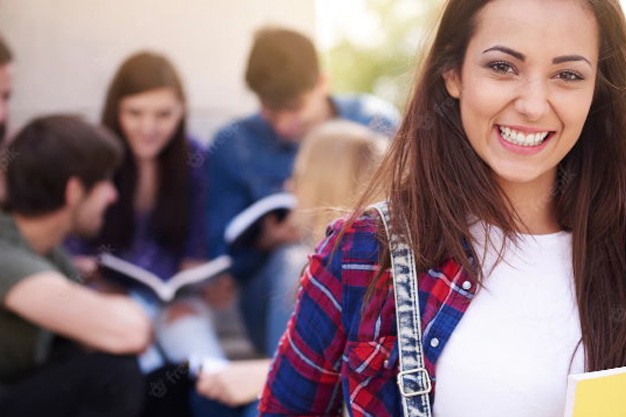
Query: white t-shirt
[{"left": 433, "top": 223, "right": 584, "bottom": 417}]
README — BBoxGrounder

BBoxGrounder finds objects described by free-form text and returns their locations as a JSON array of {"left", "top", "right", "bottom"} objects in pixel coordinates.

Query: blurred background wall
[
  {"left": 6, "top": 0, "right": 620, "bottom": 143},
  {"left": 0, "top": 0, "right": 316, "bottom": 143}
]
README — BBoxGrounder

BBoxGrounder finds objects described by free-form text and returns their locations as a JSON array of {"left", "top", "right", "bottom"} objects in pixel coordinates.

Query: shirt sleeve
[
  {"left": 259, "top": 220, "right": 346, "bottom": 417},
  {"left": 205, "top": 127, "right": 270, "bottom": 281},
  {"left": 0, "top": 244, "right": 66, "bottom": 302},
  {"left": 205, "top": 127, "right": 252, "bottom": 260}
]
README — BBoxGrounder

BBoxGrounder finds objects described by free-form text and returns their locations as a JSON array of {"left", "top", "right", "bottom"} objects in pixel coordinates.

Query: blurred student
[
  {"left": 205, "top": 27, "right": 400, "bottom": 356},
  {"left": 0, "top": 115, "right": 150, "bottom": 417},
  {"left": 192, "top": 120, "right": 387, "bottom": 416},
  {"left": 266, "top": 120, "right": 388, "bottom": 352},
  {"left": 66, "top": 52, "right": 223, "bottom": 416},
  {"left": 0, "top": 33, "right": 12, "bottom": 145},
  {"left": 0, "top": 33, "right": 14, "bottom": 202}
]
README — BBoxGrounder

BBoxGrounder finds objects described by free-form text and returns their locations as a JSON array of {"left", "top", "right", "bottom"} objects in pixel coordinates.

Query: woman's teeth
[{"left": 499, "top": 126, "right": 550, "bottom": 147}]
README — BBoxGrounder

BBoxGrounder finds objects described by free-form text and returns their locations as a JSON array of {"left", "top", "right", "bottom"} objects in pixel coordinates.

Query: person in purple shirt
[
  {"left": 66, "top": 52, "right": 227, "bottom": 417},
  {"left": 204, "top": 27, "right": 400, "bottom": 361}
]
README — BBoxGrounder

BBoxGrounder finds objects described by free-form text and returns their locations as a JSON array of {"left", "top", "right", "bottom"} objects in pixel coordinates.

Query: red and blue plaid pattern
[{"left": 260, "top": 212, "right": 477, "bottom": 417}]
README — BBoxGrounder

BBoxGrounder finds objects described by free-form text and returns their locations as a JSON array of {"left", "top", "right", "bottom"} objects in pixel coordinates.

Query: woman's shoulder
[{"left": 313, "top": 209, "right": 383, "bottom": 267}]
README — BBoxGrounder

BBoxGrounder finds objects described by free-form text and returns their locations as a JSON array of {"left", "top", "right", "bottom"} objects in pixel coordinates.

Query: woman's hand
[
  {"left": 256, "top": 212, "right": 301, "bottom": 251},
  {"left": 201, "top": 272, "right": 237, "bottom": 310},
  {"left": 196, "top": 358, "right": 271, "bottom": 407},
  {"left": 72, "top": 255, "right": 100, "bottom": 282}
]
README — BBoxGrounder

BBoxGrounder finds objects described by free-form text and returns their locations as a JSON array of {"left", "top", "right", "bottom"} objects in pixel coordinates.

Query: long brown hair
[
  {"left": 351, "top": 0, "right": 626, "bottom": 372},
  {"left": 98, "top": 51, "right": 191, "bottom": 254}
]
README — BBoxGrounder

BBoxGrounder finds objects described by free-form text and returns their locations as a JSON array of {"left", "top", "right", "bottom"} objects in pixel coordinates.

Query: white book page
[
  {"left": 99, "top": 253, "right": 167, "bottom": 297},
  {"left": 99, "top": 253, "right": 232, "bottom": 302},
  {"left": 168, "top": 255, "right": 232, "bottom": 292},
  {"left": 224, "top": 192, "right": 297, "bottom": 244}
]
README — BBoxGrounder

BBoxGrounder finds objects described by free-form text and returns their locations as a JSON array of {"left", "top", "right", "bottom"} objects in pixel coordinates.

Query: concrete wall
[{"left": 0, "top": 0, "right": 316, "bottom": 143}]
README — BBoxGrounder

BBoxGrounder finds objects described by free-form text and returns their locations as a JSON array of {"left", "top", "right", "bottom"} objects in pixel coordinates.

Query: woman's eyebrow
[
  {"left": 483, "top": 45, "right": 592, "bottom": 67},
  {"left": 483, "top": 46, "right": 525, "bottom": 61},
  {"left": 552, "top": 55, "right": 592, "bottom": 66}
]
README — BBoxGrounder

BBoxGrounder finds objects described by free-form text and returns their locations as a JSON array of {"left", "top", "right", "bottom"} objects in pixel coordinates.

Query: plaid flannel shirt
[{"left": 259, "top": 212, "right": 477, "bottom": 417}]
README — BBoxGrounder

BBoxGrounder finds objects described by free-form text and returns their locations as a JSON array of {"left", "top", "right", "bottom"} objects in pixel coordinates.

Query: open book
[
  {"left": 99, "top": 253, "right": 232, "bottom": 302},
  {"left": 224, "top": 192, "right": 297, "bottom": 249},
  {"left": 563, "top": 365, "right": 626, "bottom": 417}
]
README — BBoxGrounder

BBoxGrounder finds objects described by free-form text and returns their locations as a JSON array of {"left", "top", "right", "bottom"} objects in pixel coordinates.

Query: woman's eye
[
  {"left": 489, "top": 61, "right": 516, "bottom": 74},
  {"left": 555, "top": 71, "right": 584, "bottom": 82}
]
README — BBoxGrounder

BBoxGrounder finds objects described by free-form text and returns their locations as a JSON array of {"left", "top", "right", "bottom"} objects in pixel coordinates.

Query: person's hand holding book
[
  {"left": 195, "top": 358, "right": 271, "bottom": 407},
  {"left": 255, "top": 212, "right": 301, "bottom": 251},
  {"left": 201, "top": 272, "right": 237, "bottom": 310}
]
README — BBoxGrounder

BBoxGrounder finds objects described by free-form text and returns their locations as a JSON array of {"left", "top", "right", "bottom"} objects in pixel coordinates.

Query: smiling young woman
[
  {"left": 259, "top": 1, "right": 626, "bottom": 416},
  {"left": 65, "top": 52, "right": 227, "bottom": 416},
  {"left": 442, "top": 0, "right": 599, "bottom": 234}
]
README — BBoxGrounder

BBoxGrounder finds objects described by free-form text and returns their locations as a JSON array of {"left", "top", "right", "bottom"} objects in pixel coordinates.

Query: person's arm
[
  {"left": 205, "top": 129, "right": 251, "bottom": 260},
  {"left": 179, "top": 142, "right": 238, "bottom": 308},
  {"left": 255, "top": 211, "right": 302, "bottom": 251},
  {"left": 3, "top": 271, "right": 151, "bottom": 354},
  {"left": 206, "top": 128, "right": 271, "bottom": 281},
  {"left": 258, "top": 222, "right": 346, "bottom": 416}
]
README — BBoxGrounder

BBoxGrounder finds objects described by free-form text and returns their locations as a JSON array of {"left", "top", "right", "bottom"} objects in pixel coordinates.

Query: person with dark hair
[
  {"left": 0, "top": 115, "right": 150, "bottom": 417},
  {"left": 260, "top": 0, "right": 626, "bottom": 416},
  {"left": 0, "top": 33, "right": 12, "bottom": 144},
  {"left": 205, "top": 26, "right": 400, "bottom": 359},
  {"left": 65, "top": 51, "right": 226, "bottom": 416}
]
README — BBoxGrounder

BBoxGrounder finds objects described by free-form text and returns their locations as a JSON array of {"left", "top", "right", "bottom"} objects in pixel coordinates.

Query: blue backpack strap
[{"left": 370, "top": 201, "right": 432, "bottom": 417}]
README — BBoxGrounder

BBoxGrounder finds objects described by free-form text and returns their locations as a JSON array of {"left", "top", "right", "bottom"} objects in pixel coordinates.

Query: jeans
[
  {"left": 131, "top": 290, "right": 225, "bottom": 373},
  {"left": 239, "top": 243, "right": 311, "bottom": 356},
  {"left": 0, "top": 342, "right": 144, "bottom": 417},
  {"left": 190, "top": 391, "right": 259, "bottom": 417}
]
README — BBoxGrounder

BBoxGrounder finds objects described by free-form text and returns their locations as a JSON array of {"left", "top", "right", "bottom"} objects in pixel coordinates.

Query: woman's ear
[{"left": 442, "top": 69, "right": 461, "bottom": 99}]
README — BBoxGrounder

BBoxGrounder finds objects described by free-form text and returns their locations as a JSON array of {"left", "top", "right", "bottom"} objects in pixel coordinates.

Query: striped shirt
[{"left": 259, "top": 211, "right": 477, "bottom": 416}]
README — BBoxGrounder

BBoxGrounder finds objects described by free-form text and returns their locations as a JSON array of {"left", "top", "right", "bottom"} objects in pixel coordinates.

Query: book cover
[
  {"left": 224, "top": 192, "right": 297, "bottom": 249},
  {"left": 98, "top": 253, "right": 232, "bottom": 302},
  {"left": 563, "top": 365, "right": 626, "bottom": 417}
]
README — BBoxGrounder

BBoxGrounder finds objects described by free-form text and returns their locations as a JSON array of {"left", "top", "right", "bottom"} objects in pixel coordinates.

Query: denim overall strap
[{"left": 371, "top": 201, "right": 433, "bottom": 417}]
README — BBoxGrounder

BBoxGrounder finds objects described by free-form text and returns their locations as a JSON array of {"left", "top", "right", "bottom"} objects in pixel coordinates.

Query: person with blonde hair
[
  {"left": 193, "top": 120, "right": 387, "bottom": 416},
  {"left": 263, "top": 120, "right": 388, "bottom": 351},
  {"left": 291, "top": 120, "right": 388, "bottom": 246}
]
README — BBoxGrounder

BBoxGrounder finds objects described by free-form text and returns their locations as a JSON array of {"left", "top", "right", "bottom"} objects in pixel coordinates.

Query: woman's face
[
  {"left": 443, "top": 0, "right": 599, "bottom": 194},
  {"left": 118, "top": 87, "right": 184, "bottom": 161}
]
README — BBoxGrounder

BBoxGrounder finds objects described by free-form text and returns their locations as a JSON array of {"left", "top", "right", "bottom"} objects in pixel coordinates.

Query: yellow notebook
[{"left": 563, "top": 366, "right": 626, "bottom": 417}]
